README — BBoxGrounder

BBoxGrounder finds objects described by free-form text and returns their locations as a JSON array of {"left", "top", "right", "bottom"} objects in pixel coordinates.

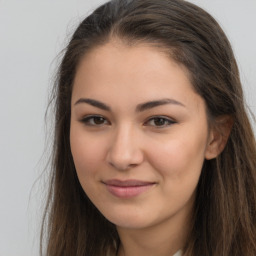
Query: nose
[{"left": 106, "top": 125, "right": 144, "bottom": 171}]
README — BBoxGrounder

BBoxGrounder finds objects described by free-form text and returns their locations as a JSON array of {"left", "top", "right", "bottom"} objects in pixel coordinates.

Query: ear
[{"left": 205, "top": 115, "right": 233, "bottom": 160}]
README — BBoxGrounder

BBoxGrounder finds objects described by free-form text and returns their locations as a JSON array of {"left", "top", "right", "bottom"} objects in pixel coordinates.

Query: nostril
[
  {"left": 107, "top": 159, "right": 138, "bottom": 171},
  {"left": 107, "top": 150, "right": 143, "bottom": 171}
]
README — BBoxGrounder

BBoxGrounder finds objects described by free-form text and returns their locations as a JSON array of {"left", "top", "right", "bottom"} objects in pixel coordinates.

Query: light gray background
[{"left": 0, "top": 1, "right": 255, "bottom": 255}]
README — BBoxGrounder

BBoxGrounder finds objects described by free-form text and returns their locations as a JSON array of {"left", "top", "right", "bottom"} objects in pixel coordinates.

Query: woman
[{"left": 41, "top": 0, "right": 256, "bottom": 255}]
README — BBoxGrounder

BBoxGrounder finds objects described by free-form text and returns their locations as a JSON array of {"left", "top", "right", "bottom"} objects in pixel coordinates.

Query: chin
[
  {"left": 102, "top": 208, "right": 158, "bottom": 230},
  {"left": 112, "top": 218, "right": 151, "bottom": 230}
]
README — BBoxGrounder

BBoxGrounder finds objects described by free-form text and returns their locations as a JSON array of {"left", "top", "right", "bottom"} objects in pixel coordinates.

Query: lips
[{"left": 103, "top": 179, "right": 156, "bottom": 198}]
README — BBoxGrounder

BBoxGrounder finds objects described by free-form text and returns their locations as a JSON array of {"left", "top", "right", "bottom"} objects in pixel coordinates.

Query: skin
[{"left": 70, "top": 41, "right": 224, "bottom": 256}]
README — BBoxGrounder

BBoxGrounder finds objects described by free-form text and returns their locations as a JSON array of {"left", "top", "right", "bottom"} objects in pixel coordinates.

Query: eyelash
[
  {"left": 145, "top": 116, "right": 176, "bottom": 127},
  {"left": 80, "top": 115, "right": 110, "bottom": 126},
  {"left": 80, "top": 115, "right": 176, "bottom": 128}
]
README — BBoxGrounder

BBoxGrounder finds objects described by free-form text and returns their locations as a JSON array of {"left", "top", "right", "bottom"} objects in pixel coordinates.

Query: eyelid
[
  {"left": 80, "top": 114, "right": 110, "bottom": 126},
  {"left": 144, "top": 115, "right": 176, "bottom": 127},
  {"left": 79, "top": 114, "right": 176, "bottom": 128}
]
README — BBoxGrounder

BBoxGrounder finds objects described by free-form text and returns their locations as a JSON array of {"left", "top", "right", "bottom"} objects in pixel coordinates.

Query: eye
[
  {"left": 80, "top": 115, "right": 110, "bottom": 126},
  {"left": 144, "top": 116, "right": 176, "bottom": 128}
]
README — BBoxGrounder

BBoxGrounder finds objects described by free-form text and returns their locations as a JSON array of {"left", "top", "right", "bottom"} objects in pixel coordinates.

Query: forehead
[{"left": 72, "top": 41, "right": 204, "bottom": 112}]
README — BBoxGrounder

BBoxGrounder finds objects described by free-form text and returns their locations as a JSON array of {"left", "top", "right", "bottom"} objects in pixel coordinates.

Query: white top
[{"left": 173, "top": 250, "right": 182, "bottom": 256}]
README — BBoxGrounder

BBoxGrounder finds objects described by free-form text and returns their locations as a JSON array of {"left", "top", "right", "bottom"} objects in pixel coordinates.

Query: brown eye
[
  {"left": 81, "top": 115, "right": 109, "bottom": 126},
  {"left": 145, "top": 116, "right": 176, "bottom": 128},
  {"left": 153, "top": 118, "right": 167, "bottom": 126},
  {"left": 93, "top": 116, "right": 106, "bottom": 125}
]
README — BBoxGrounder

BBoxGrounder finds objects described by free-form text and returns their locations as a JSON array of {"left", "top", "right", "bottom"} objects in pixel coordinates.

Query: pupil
[
  {"left": 155, "top": 118, "right": 165, "bottom": 126},
  {"left": 94, "top": 117, "right": 104, "bottom": 124}
]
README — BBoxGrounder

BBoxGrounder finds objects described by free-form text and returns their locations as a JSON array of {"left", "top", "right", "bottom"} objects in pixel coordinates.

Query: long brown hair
[{"left": 41, "top": 0, "right": 256, "bottom": 255}]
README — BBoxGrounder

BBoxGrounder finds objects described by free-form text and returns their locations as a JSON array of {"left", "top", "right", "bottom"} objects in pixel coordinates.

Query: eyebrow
[
  {"left": 74, "top": 98, "right": 185, "bottom": 112},
  {"left": 136, "top": 98, "right": 185, "bottom": 112},
  {"left": 74, "top": 98, "right": 111, "bottom": 111}
]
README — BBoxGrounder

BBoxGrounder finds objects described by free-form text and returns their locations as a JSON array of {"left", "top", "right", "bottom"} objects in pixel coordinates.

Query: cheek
[
  {"left": 70, "top": 129, "right": 108, "bottom": 201},
  {"left": 146, "top": 135, "right": 207, "bottom": 212},
  {"left": 70, "top": 127, "right": 105, "bottom": 179},
  {"left": 147, "top": 134, "right": 207, "bottom": 181}
]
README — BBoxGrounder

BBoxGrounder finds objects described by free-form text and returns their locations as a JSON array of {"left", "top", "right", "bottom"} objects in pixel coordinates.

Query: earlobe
[{"left": 205, "top": 115, "right": 233, "bottom": 160}]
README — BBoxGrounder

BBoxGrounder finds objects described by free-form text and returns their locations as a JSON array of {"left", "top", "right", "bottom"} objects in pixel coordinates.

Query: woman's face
[{"left": 70, "top": 42, "right": 213, "bottom": 231}]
